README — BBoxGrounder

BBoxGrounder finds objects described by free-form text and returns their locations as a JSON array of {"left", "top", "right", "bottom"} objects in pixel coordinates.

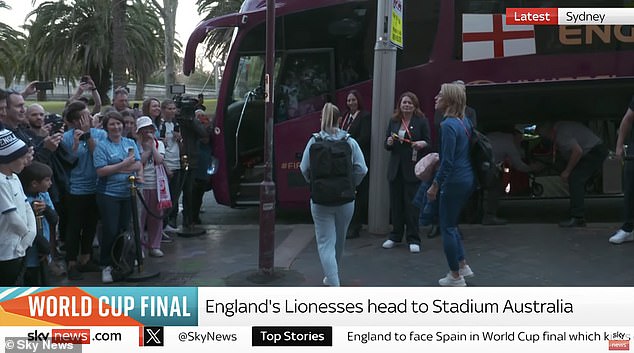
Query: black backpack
[
  {"left": 470, "top": 129, "right": 497, "bottom": 189},
  {"left": 309, "top": 133, "right": 356, "bottom": 206},
  {"left": 111, "top": 231, "right": 137, "bottom": 281}
]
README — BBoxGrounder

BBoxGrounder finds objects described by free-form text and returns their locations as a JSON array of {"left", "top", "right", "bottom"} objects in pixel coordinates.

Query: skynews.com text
[{"left": 27, "top": 329, "right": 122, "bottom": 344}]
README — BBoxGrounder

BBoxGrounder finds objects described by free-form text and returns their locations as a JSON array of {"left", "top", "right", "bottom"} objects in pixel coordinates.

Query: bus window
[
  {"left": 276, "top": 51, "right": 335, "bottom": 122},
  {"left": 232, "top": 55, "right": 265, "bottom": 102},
  {"left": 396, "top": 0, "right": 441, "bottom": 69}
]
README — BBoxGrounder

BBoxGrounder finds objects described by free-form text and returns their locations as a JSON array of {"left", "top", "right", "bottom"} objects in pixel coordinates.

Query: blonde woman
[
  {"left": 427, "top": 83, "right": 476, "bottom": 287},
  {"left": 300, "top": 103, "right": 367, "bottom": 286}
]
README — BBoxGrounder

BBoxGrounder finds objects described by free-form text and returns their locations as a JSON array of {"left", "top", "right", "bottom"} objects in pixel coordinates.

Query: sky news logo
[
  {"left": 28, "top": 329, "right": 90, "bottom": 344},
  {"left": 609, "top": 340, "right": 630, "bottom": 351}
]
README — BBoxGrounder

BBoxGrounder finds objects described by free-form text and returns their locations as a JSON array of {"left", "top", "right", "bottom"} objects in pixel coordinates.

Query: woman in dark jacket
[
  {"left": 382, "top": 91, "right": 431, "bottom": 253},
  {"left": 341, "top": 90, "right": 371, "bottom": 239}
]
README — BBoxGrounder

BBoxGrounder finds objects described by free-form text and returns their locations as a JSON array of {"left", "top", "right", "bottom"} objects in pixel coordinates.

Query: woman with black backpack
[{"left": 299, "top": 103, "right": 367, "bottom": 286}]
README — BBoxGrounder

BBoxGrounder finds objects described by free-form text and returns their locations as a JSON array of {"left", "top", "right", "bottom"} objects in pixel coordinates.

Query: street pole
[
  {"left": 258, "top": 0, "right": 276, "bottom": 275},
  {"left": 368, "top": 0, "right": 397, "bottom": 234}
]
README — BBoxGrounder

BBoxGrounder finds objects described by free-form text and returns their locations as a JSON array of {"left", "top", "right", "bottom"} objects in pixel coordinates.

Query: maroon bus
[{"left": 184, "top": 0, "right": 634, "bottom": 209}]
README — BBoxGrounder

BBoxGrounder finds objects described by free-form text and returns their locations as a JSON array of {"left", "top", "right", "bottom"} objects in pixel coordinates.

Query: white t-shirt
[
  {"left": 0, "top": 173, "right": 37, "bottom": 261},
  {"left": 138, "top": 140, "right": 166, "bottom": 190},
  {"left": 161, "top": 121, "right": 181, "bottom": 171}
]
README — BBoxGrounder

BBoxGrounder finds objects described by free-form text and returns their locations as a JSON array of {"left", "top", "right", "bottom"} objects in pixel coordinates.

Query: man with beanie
[{"left": 0, "top": 129, "right": 37, "bottom": 285}]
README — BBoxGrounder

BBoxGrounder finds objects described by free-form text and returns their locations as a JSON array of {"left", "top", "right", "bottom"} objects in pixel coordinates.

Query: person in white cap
[
  {"left": 0, "top": 129, "right": 37, "bottom": 285},
  {"left": 135, "top": 116, "right": 167, "bottom": 258}
]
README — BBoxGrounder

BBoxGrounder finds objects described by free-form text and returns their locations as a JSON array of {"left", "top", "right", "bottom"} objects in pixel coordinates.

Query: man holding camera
[
  {"left": 174, "top": 96, "right": 210, "bottom": 227},
  {"left": 67, "top": 76, "right": 102, "bottom": 115}
]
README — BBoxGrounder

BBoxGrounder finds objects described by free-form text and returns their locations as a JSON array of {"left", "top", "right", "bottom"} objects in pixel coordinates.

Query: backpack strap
[{"left": 312, "top": 133, "right": 322, "bottom": 142}]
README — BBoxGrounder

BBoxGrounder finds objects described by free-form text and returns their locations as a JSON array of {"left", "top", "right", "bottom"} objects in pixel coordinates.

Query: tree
[
  {"left": 0, "top": 1, "right": 26, "bottom": 87},
  {"left": 111, "top": 0, "right": 128, "bottom": 89},
  {"left": 22, "top": 0, "right": 164, "bottom": 103},
  {"left": 149, "top": 0, "right": 178, "bottom": 98},
  {"left": 195, "top": 0, "right": 243, "bottom": 61}
]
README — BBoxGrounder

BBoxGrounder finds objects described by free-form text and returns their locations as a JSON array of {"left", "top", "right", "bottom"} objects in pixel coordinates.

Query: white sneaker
[
  {"left": 102, "top": 266, "right": 113, "bottom": 283},
  {"left": 149, "top": 249, "right": 164, "bottom": 257},
  {"left": 438, "top": 272, "right": 466, "bottom": 287},
  {"left": 409, "top": 244, "right": 420, "bottom": 253},
  {"left": 382, "top": 240, "right": 396, "bottom": 249},
  {"left": 609, "top": 229, "right": 633, "bottom": 244},
  {"left": 459, "top": 265, "right": 475, "bottom": 278},
  {"left": 164, "top": 225, "right": 178, "bottom": 233}
]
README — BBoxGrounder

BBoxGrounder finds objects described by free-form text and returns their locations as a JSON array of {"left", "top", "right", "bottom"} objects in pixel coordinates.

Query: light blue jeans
[{"left": 310, "top": 200, "right": 355, "bottom": 286}]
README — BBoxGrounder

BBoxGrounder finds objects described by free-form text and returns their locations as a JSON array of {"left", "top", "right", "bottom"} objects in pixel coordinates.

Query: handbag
[
  {"left": 155, "top": 164, "right": 173, "bottom": 210},
  {"left": 414, "top": 152, "right": 439, "bottom": 182}
]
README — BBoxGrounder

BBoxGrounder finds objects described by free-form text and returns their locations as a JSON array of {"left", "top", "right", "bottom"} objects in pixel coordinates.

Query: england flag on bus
[{"left": 462, "top": 14, "right": 536, "bottom": 61}]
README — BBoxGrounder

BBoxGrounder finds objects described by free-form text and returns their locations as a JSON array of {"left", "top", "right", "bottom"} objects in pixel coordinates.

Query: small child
[
  {"left": 0, "top": 129, "right": 36, "bottom": 285},
  {"left": 19, "top": 161, "right": 58, "bottom": 286}
]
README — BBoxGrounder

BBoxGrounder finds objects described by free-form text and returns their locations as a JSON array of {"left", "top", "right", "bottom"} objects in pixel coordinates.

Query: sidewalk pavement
[{"left": 49, "top": 193, "right": 634, "bottom": 287}]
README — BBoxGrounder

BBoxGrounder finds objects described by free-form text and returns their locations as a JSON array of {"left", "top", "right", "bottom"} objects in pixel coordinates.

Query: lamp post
[
  {"left": 368, "top": 0, "right": 397, "bottom": 234},
  {"left": 258, "top": 0, "right": 276, "bottom": 275}
]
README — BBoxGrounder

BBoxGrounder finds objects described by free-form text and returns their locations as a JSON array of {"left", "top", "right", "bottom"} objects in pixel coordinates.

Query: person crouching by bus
[
  {"left": 426, "top": 83, "right": 476, "bottom": 287},
  {"left": 483, "top": 128, "right": 542, "bottom": 225},
  {"left": 93, "top": 111, "right": 142, "bottom": 283},
  {"left": 610, "top": 96, "right": 634, "bottom": 244},
  {"left": 340, "top": 90, "right": 371, "bottom": 239},
  {"left": 383, "top": 92, "right": 431, "bottom": 253},
  {"left": 299, "top": 103, "right": 367, "bottom": 286},
  {"left": 536, "top": 121, "right": 608, "bottom": 227}
]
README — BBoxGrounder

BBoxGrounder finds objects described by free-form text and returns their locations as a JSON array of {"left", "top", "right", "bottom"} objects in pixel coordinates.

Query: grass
[{"left": 34, "top": 99, "right": 217, "bottom": 115}]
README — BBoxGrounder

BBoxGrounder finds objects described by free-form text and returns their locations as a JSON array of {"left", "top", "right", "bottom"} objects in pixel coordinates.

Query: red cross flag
[{"left": 462, "top": 14, "right": 536, "bottom": 61}]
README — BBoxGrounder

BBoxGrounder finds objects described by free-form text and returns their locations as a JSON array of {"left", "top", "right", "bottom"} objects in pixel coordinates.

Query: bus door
[{"left": 274, "top": 49, "right": 336, "bottom": 209}]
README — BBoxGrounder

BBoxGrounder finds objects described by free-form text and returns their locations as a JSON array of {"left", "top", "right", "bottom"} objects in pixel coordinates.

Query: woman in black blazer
[
  {"left": 341, "top": 90, "right": 371, "bottom": 239},
  {"left": 382, "top": 91, "right": 431, "bottom": 253}
]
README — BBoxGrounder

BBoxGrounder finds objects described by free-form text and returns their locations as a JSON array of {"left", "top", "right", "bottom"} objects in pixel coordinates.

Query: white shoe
[
  {"left": 609, "top": 229, "right": 633, "bottom": 244},
  {"left": 459, "top": 265, "right": 474, "bottom": 278},
  {"left": 438, "top": 272, "right": 466, "bottom": 287},
  {"left": 102, "top": 266, "right": 113, "bottom": 283},
  {"left": 382, "top": 240, "right": 396, "bottom": 249},
  {"left": 149, "top": 249, "right": 164, "bottom": 257},
  {"left": 409, "top": 244, "right": 420, "bottom": 253},
  {"left": 164, "top": 225, "right": 178, "bottom": 233}
]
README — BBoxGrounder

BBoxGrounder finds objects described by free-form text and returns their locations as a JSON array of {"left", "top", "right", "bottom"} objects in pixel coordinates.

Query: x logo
[{"left": 143, "top": 326, "right": 164, "bottom": 346}]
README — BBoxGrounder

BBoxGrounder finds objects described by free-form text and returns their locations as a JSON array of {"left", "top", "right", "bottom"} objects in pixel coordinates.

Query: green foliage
[
  {"left": 11, "top": 0, "right": 164, "bottom": 103},
  {"left": 195, "top": 0, "right": 244, "bottom": 60}
]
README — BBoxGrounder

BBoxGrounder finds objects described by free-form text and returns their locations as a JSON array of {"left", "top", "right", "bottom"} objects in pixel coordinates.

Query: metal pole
[
  {"left": 368, "top": 0, "right": 397, "bottom": 234},
  {"left": 258, "top": 0, "right": 276, "bottom": 275}
]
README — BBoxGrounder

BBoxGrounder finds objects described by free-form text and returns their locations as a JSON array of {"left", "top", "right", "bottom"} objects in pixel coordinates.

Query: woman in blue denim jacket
[{"left": 426, "top": 83, "right": 476, "bottom": 287}]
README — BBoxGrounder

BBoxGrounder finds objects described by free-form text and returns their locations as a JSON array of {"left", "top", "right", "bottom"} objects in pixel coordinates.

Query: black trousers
[
  {"left": 388, "top": 170, "right": 421, "bottom": 244},
  {"left": 0, "top": 257, "right": 24, "bottom": 285},
  {"left": 568, "top": 144, "right": 608, "bottom": 218},
  {"left": 65, "top": 193, "right": 99, "bottom": 262},
  {"left": 349, "top": 174, "right": 369, "bottom": 232},
  {"left": 622, "top": 159, "right": 634, "bottom": 232},
  {"left": 166, "top": 169, "right": 184, "bottom": 227}
]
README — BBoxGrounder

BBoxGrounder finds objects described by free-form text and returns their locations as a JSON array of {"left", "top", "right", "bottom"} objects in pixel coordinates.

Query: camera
[
  {"left": 173, "top": 94, "right": 199, "bottom": 121},
  {"left": 80, "top": 75, "right": 90, "bottom": 84},
  {"left": 44, "top": 113, "right": 64, "bottom": 134},
  {"left": 35, "top": 81, "right": 54, "bottom": 91}
]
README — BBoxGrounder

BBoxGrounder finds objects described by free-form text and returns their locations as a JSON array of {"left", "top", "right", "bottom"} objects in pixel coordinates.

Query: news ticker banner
[
  {"left": 506, "top": 8, "right": 634, "bottom": 25},
  {"left": 2, "top": 287, "right": 634, "bottom": 326},
  {"left": 1, "top": 326, "right": 633, "bottom": 352},
  {"left": 1, "top": 287, "right": 634, "bottom": 352}
]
